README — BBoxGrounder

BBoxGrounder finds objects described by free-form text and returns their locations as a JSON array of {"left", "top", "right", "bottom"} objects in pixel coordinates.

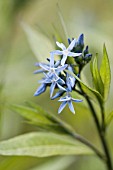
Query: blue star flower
[
  {"left": 51, "top": 39, "right": 82, "bottom": 66},
  {"left": 39, "top": 73, "right": 66, "bottom": 98},
  {"left": 58, "top": 94, "right": 83, "bottom": 114},
  {"left": 38, "top": 53, "right": 68, "bottom": 77}
]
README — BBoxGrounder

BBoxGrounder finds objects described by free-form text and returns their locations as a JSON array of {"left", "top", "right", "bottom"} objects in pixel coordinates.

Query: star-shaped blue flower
[
  {"left": 38, "top": 53, "right": 68, "bottom": 77},
  {"left": 58, "top": 95, "right": 83, "bottom": 114},
  {"left": 51, "top": 39, "right": 82, "bottom": 66},
  {"left": 39, "top": 73, "right": 66, "bottom": 98}
]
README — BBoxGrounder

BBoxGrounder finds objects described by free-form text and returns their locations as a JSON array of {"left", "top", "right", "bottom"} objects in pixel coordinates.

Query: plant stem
[
  {"left": 85, "top": 96, "right": 112, "bottom": 170},
  {"left": 60, "top": 122, "right": 106, "bottom": 161},
  {"left": 100, "top": 101, "right": 105, "bottom": 133}
]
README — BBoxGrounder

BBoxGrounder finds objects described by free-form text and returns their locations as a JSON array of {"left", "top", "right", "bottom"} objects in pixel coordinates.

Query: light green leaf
[
  {"left": 21, "top": 22, "right": 54, "bottom": 61},
  {"left": 100, "top": 44, "right": 111, "bottom": 101},
  {"left": 11, "top": 104, "right": 74, "bottom": 133},
  {"left": 26, "top": 102, "right": 75, "bottom": 133},
  {"left": 90, "top": 54, "right": 104, "bottom": 96},
  {"left": 11, "top": 105, "right": 53, "bottom": 125},
  {"left": 30, "top": 156, "right": 75, "bottom": 170},
  {"left": 66, "top": 70, "right": 103, "bottom": 103},
  {"left": 0, "top": 132, "right": 94, "bottom": 157},
  {"left": 105, "top": 111, "right": 113, "bottom": 127}
]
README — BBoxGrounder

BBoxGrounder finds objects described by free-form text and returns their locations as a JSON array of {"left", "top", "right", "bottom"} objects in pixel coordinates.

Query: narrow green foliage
[
  {"left": 11, "top": 105, "right": 53, "bottom": 125},
  {"left": 90, "top": 54, "right": 104, "bottom": 96},
  {"left": 66, "top": 70, "right": 103, "bottom": 103},
  {"left": 0, "top": 132, "right": 94, "bottom": 157},
  {"left": 11, "top": 104, "right": 74, "bottom": 133},
  {"left": 105, "top": 111, "right": 113, "bottom": 127},
  {"left": 100, "top": 44, "right": 111, "bottom": 101},
  {"left": 26, "top": 102, "right": 75, "bottom": 133}
]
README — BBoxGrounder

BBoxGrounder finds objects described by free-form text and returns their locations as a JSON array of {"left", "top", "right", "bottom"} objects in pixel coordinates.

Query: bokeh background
[{"left": 0, "top": 0, "right": 113, "bottom": 169}]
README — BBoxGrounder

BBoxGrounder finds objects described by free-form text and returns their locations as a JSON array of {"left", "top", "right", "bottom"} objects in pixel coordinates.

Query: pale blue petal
[
  {"left": 56, "top": 64, "right": 68, "bottom": 73},
  {"left": 68, "top": 52, "right": 82, "bottom": 57},
  {"left": 67, "top": 39, "right": 76, "bottom": 51},
  {"left": 58, "top": 101, "right": 67, "bottom": 114},
  {"left": 61, "top": 55, "right": 67, "bottom": 66},
  {"left": 34, "top": 69, "right": 44, "bottom": 74},
  {"left": 54, "top": 60, "right": 61, "bottom": 67},
  {"left": 34, "top": 84, "right": 46, "bottom": 96},
  {"left": 57, "top": 77, "right": 65, "bottom": 85},
  {"left": 39, "top": 63, "right": 50, "bottom": 71},
  {"left": 51, "top": 90, "right": 65, "bottom": 100},
  {"left": 56, "top": 41, "right": 66, "bottom": 50},
  {"left": 69, "top": 77, "right": 75, "bottom": 88},
  {"left": 50, "top": 82, "right": 56, "bottom": 98},
  {"left": 72, "top": 98, "right": 83, "bottom": 102},
  {"left": 50, "top": 52, "right": 54, "bottom": 67},
  {"left": 51, "top": 50, "right": 63, "bottom": 55},
  {"left": 57, "top": 83, "right": 66, "bottom": 91},
  {"left": 66, "top": 78, "right": 72, "bottom": 92},
  {"left": 58, "top": 96, "right": 71, "bottom": 102},
  {"left": 68, "top": 101, "right": 75, "bottom": 114}
]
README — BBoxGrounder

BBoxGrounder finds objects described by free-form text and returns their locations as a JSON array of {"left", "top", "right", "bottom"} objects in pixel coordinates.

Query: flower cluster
[{"left": 34, "top": 34, "right": 92, "bottom": 114}]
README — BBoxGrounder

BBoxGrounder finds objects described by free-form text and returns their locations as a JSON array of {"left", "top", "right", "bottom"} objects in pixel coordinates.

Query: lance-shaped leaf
[
  {"left": 90, "top": 54, "right": 104, "bottom": 96},
  {"left": 11, "top": 105, "right": 52, "bottom": 125},
  {"left": 105, "top": 110, "right": 113, "bottom": 127},
  {"left": 65, "top": 70, "right": 103, "bottom": 103},
  {"left": 11, "top": 104, "right": 74, "bottom": 133},
  {"left": 100, "top": 44, "right": 111, "bottom": 101},
  {"left": 0, "top": 132, "right": 94, "bottom": 157}
]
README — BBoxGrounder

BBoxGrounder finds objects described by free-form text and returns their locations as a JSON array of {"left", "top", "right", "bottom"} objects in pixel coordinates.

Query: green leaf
[
  {"left": 11, "top": 105, "right": 53, "bottom": 125},
  {"left": 26, "top": 102, "right": 75, "bottom": 133},
  {"left": 105, "top": 111, "right": 113, "bottom": 127},
  {"left": 21, "top": 22, "right": 54, "bottom": 62},
  {"left": 0, "top": 132, "right": 94, "bottom": 157},
  {"left": 100, "top": 44, "right": 111, "bottom": 101},
  {"left": 65, "top": 70, "right": 103, "bottom": 103},
  {"left": 11, "top": 104, "right": 74, "bottom": 133},
  {"left": 30, "top": 156, "right": 75, "bottom": 170},
  {"left": 90, "top": 54, "right": 104, "bottom": 96}
]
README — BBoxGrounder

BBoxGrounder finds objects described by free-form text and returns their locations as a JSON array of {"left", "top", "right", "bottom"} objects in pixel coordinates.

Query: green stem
[
  {"left": 58, "top": 120, "right": 106, "bottom": 161},
  {"left": 99, "top": 101, "right": 105, "bottom": 133},
  {"left": 85, "top": 95, "right": 112, "bottom": 170}
]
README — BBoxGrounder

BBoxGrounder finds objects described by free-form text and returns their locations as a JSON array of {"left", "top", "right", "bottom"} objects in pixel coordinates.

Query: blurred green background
[{"left": 0, "top": 0, "right": 113, "bottom": 169}]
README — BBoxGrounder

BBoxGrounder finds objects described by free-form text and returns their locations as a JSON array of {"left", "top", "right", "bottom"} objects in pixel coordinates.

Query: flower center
[{"left": 63, "top": 50, "right": 69, "bottom": 55}]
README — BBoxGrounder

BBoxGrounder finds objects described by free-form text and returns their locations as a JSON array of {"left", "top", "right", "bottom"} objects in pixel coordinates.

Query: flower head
[
  {"left": 51, "top": 39, "right": 82, "bottom": 66},
  {"left": 58, "top": 94, "right": 83, "bottom": 114}
]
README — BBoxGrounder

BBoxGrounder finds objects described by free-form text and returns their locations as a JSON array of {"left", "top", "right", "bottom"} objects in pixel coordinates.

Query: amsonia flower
[
  {"left": 51, "top": 39, "right": 82, "bottom": 66},
  {"left": 58, "top": 94, "right": 83, "bottom": 114},
  {"left": 39, "top": 73, "right": 66, "bottom": 98},
  {"left": 38, "top": 53, "right": 68, "bottom": 77}
]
